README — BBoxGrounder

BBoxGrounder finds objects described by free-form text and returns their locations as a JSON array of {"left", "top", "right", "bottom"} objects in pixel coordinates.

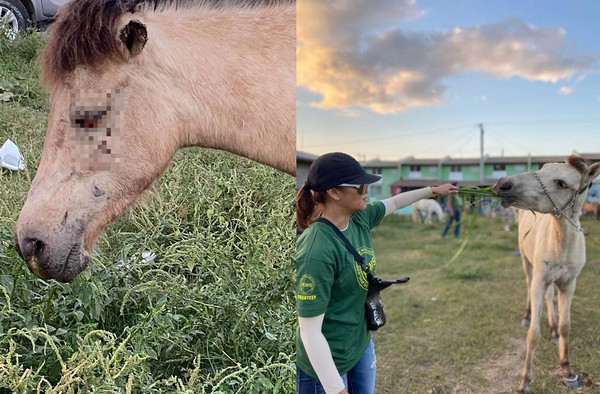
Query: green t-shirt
[
  {"left": 450, "top": 193, "right": 464, "bottom": 210},
  {"left": 296, "top": 201, "right": 386, "bottom": 379}
]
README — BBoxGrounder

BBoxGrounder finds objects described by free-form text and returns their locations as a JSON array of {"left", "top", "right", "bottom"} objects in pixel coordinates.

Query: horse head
[
  {"left": 14, "top": 3, "right": 171, "bottom": 282},
  {"left": 14, "top": 0, "right": 295, "bottom": 282},
  {"left": 492, "top": 156, "right": 600, "bottom": 215}
]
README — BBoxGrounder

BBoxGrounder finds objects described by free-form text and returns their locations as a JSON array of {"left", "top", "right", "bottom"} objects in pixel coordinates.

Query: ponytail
[{"left": 296, "top": 182, "right": 326, "bottom": 230}]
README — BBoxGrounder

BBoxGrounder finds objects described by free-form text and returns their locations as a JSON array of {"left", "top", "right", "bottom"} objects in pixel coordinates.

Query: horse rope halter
[{"left": 532, "top": 171, "right": 588, "bottom": 232}]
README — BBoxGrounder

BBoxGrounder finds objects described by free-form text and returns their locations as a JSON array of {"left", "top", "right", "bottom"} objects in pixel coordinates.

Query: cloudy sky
[{"left": 297, "top": 0, "right": 600, "bottom": 160}]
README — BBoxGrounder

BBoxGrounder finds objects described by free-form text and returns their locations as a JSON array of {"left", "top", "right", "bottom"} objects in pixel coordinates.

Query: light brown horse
[
  {"left": 493, "top": 156, "right": 600, "bottom": 393},
  {"left": 582, "top": 201, "right": 599, "bottom": 220},
  {"left": 15, "top": 0, "right": 295, "bottom": 282}
]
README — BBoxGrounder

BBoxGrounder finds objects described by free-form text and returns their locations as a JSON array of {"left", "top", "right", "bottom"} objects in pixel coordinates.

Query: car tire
[{"left": 0, "top": 0, "right": 29, "bottom": 40}]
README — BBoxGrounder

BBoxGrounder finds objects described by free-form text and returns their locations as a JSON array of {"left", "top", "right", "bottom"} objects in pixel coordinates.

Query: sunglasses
[{"left": 338, "top": 183, "right": 368, "bottom": 195}]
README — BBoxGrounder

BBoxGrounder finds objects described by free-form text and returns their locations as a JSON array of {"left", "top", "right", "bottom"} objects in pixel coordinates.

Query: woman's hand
[{"left": 431, "top": 183, "right": 458, "bottom": 196}]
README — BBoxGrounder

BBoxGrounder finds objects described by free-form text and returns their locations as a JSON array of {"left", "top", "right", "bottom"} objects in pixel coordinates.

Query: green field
[
  {"left": 372, "top": 213, "right": 600, "bottom": 393},
  {"left": 0, "top": 33, "right": 295, "bottom": 393}
]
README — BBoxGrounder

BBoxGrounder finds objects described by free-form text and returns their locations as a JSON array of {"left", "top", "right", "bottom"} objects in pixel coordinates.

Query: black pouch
[
  {"left": 316, "top": 218, "right": 410, "bottom": 331},
  {"left": 365, "top": 284, "right": 386, "bottom": 331},
  {"left": 365, "top": 276, "right": 409, "bottom": 331}
]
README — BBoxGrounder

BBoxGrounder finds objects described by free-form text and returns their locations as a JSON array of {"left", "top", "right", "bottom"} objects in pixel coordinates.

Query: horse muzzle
[
  {"left": 15, "top": 232, "right": 88, "bottom": 283},
  {"left": 492, "top": 178, "right": 519, "bottom": 207}
]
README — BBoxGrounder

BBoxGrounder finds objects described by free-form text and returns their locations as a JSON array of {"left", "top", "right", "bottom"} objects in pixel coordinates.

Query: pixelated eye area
[
  {"left": 72, "top": 109, "right": 107, "bottom": 130},
  {"left": 75, "top": 118, "right": 98, "bottom": 129}
]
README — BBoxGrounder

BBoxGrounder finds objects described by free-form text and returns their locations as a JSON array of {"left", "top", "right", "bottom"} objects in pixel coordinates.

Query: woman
[{"left": 296, "top": 152, "right": 457, "bottom": 394}]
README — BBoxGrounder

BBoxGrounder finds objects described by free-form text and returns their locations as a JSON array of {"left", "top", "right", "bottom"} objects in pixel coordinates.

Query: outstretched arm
[
  {"left": 299, "top": 314, "right": 348, "bottom": 394},
  {"left": 382, "top": 184, "right": 458, "bottom": 216}
]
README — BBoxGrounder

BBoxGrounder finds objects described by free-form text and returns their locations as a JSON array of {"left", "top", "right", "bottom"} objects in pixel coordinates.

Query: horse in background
[
  {"left": 412, "top": 199, "right": 445, "bottom": 224},
  {"left": 582, "top": 201, "right": 599, "bottom": 220},
  {"left": 15, "top": 0, "right": 295, "bottom": 282},
  {"left": 493, "top": 156, "right": 600, "bottom": 393}
]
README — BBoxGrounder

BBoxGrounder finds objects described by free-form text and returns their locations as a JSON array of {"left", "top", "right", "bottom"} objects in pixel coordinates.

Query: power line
[
  {"left": 303, "top": 117, "right": 600, "bottom": 158},
  {"left": 304, "top": 118, "right": 600, "bottom": 150},
  {"left": 485, "top": 118, "right": 600, "bottom": 126},
  {"left": 303, "top": 124, "right": 474, "bottom": 149},
  {"left": 416, "top": 128, "right": 476, "bottom": 157},
  {"left": 486, "top": 128, "right": 535, "bottom": 152},
  {"left": 486, "top": 129, "right": 511, "bottom": 155}
]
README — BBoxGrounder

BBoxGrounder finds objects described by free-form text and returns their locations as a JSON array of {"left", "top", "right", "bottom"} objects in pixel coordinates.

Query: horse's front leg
[
  {"left": 557, "top": 279, "right": 579, "bottom": 387},
  {"left": 425, "top": 212, "right": 432, "bottom": 225},
  {"left": 412, "top": 210, "right": 419, "bottom": 224},
  {"left": 544, "top": 285, "right": 559, "bottom": 341},
  {"left": 519, "top": 278, "right": 547, "bottom": 394},
  {"left": 521, "top": 257, "right": 532, "bottom": 328}
]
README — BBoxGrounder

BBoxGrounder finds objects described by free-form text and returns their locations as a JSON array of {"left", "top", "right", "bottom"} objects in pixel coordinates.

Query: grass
[
  {"left": 0, "top": 32, "right": 295, "bottom": 393},
  {"left": 371, "top": 213, "right": 600, "bottom": 393}
]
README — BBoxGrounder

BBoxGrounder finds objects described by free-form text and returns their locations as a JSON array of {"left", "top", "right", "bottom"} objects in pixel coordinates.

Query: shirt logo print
[
  {"left": 297, "top": 274, "right": 317, "bottom": 300},
  {"left": 354, "top": 247, "right": 375, "bottom": 290}
]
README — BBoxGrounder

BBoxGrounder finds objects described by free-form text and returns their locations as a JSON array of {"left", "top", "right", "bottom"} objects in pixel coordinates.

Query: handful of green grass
[
  {"left": 457, "top": 186, "right": 503, "bottom": 207},
  {"left": 458, "top": 186, "right": 496, "bottom": 198}
]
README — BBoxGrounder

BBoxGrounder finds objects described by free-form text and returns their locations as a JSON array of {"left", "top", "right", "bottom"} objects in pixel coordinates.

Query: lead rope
[{"left": 532, "top": 171, "right": 584, "bottom": 232}]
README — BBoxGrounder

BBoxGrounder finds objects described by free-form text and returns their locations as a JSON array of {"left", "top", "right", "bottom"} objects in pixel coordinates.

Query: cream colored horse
[
  {"left": 412, "top": 199, "right": 445, "bottom": 224},
  {"left": 493, "top": 156, "right": 600, "bottom": 393},
  {"left": 15, "top": 0, "right": 295, "bottom": 282}
]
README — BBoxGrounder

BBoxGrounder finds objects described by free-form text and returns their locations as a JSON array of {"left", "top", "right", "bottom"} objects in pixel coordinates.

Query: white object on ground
[
  {"left": 0, "top": 139, "right": 26, "bottom": 170},
  {"left": 141, "top": 251, "right": 156, "bottom": 263}
]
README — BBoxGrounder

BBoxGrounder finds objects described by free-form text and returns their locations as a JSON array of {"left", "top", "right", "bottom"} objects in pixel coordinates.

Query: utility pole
[{"left": 479, "top": 123, "right": 484, "bottom": 183}]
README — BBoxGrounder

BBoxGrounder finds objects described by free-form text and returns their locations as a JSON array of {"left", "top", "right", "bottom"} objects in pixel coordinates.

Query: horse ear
[
  {"left": 117, "top": 19, "right": 147, "bottom": 60},
  {"left": 566, "top": 155, "right": 588, "bottom": 174},
  {"left": 588, "top": 162, "right": 600, "bottom": 183}
]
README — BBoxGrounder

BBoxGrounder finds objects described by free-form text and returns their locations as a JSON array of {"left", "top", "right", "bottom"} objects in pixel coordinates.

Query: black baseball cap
[{"left": 305, "top": 152, "right": 381, "bottom": 191}]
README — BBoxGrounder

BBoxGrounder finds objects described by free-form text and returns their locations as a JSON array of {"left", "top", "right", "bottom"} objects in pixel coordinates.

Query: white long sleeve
[
  {"left": 382, "top": 187, "right": 432, "bottom": 216},
  {"left": 298, "top": 314, "right": 346, "bottom": 394}
]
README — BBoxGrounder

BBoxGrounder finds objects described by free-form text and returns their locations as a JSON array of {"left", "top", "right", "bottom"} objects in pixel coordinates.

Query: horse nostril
[
  {"left": 34, "top": 240, "right": 44, "bottom": 256},
  {"left": 18, "top": 237, "right": 47, "bottom": 263},
  {"left": 499, "top": 181, "right": 513, "bottom": 192}
]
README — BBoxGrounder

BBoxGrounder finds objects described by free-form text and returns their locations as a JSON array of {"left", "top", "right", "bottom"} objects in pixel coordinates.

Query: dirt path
[
  {"left": 472, "top": 337, "right": 526, "bottom": 393},
  {"left": 470, "top": 335, "right": 599, "bottom": 394}
]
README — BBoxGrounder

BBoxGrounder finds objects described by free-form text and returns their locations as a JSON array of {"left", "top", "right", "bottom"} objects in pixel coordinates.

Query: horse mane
[
  {"left": 39, "top": 0, "right": 295, "bottom": 84},
  {"left": 566, "top": 155, "right": 589, "bottom": 175}
]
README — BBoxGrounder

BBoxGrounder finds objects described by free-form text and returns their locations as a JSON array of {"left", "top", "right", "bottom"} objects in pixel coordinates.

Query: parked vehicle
[{"left": 0, "top": 0, "right": 69, "bottom": 40}]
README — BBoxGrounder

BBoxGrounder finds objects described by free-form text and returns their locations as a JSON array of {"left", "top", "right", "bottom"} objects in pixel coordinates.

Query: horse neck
[
  {"left": 548, "top": 201, "right": 583, "bottom": 245},
  {"left": 132, "top": 5, "right": 295, "bottom": 175}
]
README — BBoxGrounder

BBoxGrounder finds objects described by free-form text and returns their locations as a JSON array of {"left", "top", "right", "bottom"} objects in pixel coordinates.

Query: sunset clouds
[{"left": 297, "top": 0, "right": 598, "bottom": 114}]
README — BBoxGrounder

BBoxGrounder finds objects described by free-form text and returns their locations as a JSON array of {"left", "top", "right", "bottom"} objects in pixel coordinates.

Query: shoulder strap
[
  {"left": 316, "top": 217, "right": 410, "bottom": 289},
  {"left": 315, "top": 217, "right": 370, "bottom": 274}
]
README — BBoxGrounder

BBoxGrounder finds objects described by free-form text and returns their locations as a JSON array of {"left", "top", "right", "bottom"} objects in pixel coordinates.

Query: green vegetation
[
  {"left": 0, "top": 33, "right": 295, "bottom": 393},
  {"left": 457, "top": 186, "right": 503, "bottom": 209},
  {"left": 457, "top": 186, "right": 497, "bottom": 199},
  {"left": 372, "top": 214, "right": 600, "bottom": 393}
]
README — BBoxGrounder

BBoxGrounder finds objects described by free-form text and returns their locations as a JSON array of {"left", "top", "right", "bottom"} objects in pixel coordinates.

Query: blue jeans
[
  {"left": 442, "top": 210, "right": 461, "bottom": 238},
  {"left": 297, "top": 340, "right": 376, "bottom": 394}
]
